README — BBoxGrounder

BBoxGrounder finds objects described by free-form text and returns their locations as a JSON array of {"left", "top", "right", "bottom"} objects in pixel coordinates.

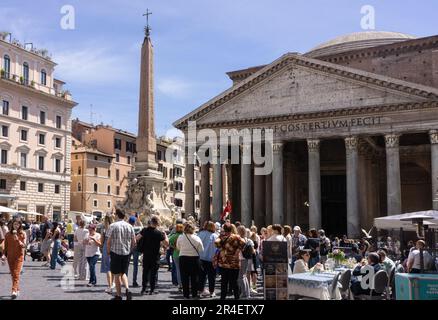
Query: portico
[{"left": 174, "top": 32, "right": 438, "bottom": 237}]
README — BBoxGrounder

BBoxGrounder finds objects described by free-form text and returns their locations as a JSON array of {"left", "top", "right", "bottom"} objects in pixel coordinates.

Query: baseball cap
[{"left": 128, "top": 216, "right": 137, "bottom": 224}]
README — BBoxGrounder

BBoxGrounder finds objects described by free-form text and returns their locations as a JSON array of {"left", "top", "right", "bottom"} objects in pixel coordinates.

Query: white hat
[{"left": 293, "top": 226, "right": 301, "bottom": 231}]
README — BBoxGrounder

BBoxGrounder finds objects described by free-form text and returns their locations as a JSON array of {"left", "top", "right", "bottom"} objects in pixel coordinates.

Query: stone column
[
  {"left": 307, "top": 139, "right": 321, "bottom": 229},
  {"left": 385, "top": 134, "right": 402, "bottom": 215},
  {"left": 265, "top": 174, "right": 273, "bottom": 225},
  {"left": 272, "top": 142, "right": 284, "bottom": 224},
  {"left": 212, "top": 147, "right": 223, "bottom": 222},
  {"left": 200, "top": 163, "right": 211, "bottom": 224},
  {"left": 345, "top": 136, "right": 360, "bottom": 238},
  {"left": 184, "top": 149, "right": 195, "bottom": 217},
  {"left": 254, "top": 169, "right": 266, "bottom": 228},
  {"left": 430, "top": 130, "right": 438, "bottom": 210},
  {"left": 241, "top": 145, "right": 252, "bottom": 227}
]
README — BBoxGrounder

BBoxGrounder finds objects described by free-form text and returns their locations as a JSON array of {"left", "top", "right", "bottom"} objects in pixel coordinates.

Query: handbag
[{"left": 184, "top": 233, "right": 204, "bottom": 272}]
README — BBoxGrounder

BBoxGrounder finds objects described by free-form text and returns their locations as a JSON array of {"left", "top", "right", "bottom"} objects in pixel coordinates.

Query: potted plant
[
  {"left": 0, "top": 69, "right": 4, "bottom": 78},
  {"left": 31, "top": 80, "right": 35, "bottom": 87},
  {"left": 328, "top": 249, "right": 346, "bottom": 268},
  {"left": 19, "top": 76, "right": 24, "bottom": 84}
]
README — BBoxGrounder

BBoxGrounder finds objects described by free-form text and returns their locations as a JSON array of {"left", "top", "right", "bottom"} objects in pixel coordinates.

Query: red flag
[{"left": 220, "top": 200, "right": 232, "bottom": 221}]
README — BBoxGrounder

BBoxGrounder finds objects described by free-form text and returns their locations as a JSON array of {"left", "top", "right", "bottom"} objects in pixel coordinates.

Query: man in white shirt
[{"left": 407, "top": 240, "right": 433, "bottom": 273}]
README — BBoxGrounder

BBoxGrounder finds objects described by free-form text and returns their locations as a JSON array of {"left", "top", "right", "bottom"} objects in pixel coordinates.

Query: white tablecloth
[{"left": 288, "top": 272, "right": 342, "bottom": 300}]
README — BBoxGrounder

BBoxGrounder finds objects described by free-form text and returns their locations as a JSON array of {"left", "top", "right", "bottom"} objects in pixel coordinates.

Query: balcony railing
[{"left": 0, "top": 71, "right": 72, "bottom": 101}]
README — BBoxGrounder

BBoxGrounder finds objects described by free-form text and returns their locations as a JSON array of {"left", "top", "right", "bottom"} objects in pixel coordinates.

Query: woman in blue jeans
[
  {"left": 84, "top": 224, "right": 101, "bottom": 287},
  {"left": 50, "top": 222, "right": 65, "bottom": 269}
]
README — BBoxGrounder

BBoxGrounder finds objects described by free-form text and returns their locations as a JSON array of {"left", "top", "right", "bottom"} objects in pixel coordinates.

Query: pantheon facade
[{"left": 173, "top": 31, "right": 438, "bottom": 237}]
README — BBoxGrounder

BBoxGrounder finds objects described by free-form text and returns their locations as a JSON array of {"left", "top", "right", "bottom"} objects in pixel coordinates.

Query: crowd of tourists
[{"left": 0, "top": 210, "right": 436, "bottom": 300}]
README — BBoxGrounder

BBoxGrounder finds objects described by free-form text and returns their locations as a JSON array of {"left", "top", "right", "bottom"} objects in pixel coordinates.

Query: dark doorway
[{"left": 321, "top": 175, "right": 347, "bottom": 237}]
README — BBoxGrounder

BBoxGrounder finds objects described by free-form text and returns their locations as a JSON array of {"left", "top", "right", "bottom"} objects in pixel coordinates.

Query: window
[
  {"left": 55, "top": 137, "right": 61, "bottom": 148},
  {"left": 107, "top": 158, "right": 111, "bottom": 163},
  {"left": 115, "top": 153, "right": 120, "bottom": 162},
  {"left": 56, "top": 116, "right": 62, "bottom": 129},
  {"left": 170, "top": 169, "right": 173, "bottom": 178},
  {"left": 1, "top": 149, "right": 7, "bottom": 164},
  {"left": 2, "top": 101, "right": 9, "bottom": 115},
  {"left": 127, "top": 156, "right": 131, "bottom": 165},
  {"left": 94, "top": 183, "right": 98, "bottom": 193},
  {"left": 38, "top": 183, "right": 44, "bottom": 192},
  {"left": 107, "top": 201, "right": 111, "bottom": 208},
  {"left": 116, "top": 186, "right": 120, "bottom": 196},
  {"left": 40, "top": 111, "right": 46, "bottom": 125},
  {"left": 107, "top": 170, "right": 111, "bottom": 178},
  {"left": 196, "top": 200, "right": 200, "bottom": 209},
  {"left": 114, "top": 138, "right": 122, "bottom": 150},
  {"left": 78, "top": 166, "right": 81, "bottom": 174},
  {"left": 3, "top": 55, "right": 10, "bottom": 78},
  {"left": 116, "top": 169, "right": 120, "bottom": 181},
  {"left": 22, "top": 62, "right": 29, "bottom": 85},
  {"left": 20, "top": 181, "right": 26, "bottom": 191},
  {"left": 158, "top": 163, "right": 163, "bottom": 172},
  {"left": 39, "top": 133, "right": 45, "bottom": 145},
  {"left": 38, "top": 156, "right": 44, "bottom": 170},
  {"left": 41, "top": 69, "right": 47, "bottom": 86},
  {"left": 195, "top": 186, "right": 200, "bottom": 194},
  {"left": 21, "top": 106, "right": 28, "bottom": 120},
  {"left": 107, "top": 185, "right": 111, "bottom": 194},
  {"left": 1, "top": 125, "right": 8, "bottom": 137},
  {"left": 94, "top": 155, "right": 98, "bottom": 161},
  {"left": 126, "top": 141, "right": 135, "bottom": 153},
  {"left": 55, "top": 159, "right": 61, "bottom": 173},
  {"left": 0, "top": 179, "right": 6, "bottom": 190},
  {"left": 20, "top": 129, "right": 28, "bottom": 142},
  {"left": 94, "top": 167, "right": 98, "bottom": 176},
  {"left": 77, "top": 183, "right": 82, "bottom": 192},
  {"left": 54, "top": 184, "right": 60, "bottom": 194},
  {"left": 93, "top": 200, "right": 98, "bottom": 208},
  {"left": 157, "top": 150, "right": 162, "bottom": 161},
  {"left": 20, "top": 152, "right": 27, "bottom": 168}
]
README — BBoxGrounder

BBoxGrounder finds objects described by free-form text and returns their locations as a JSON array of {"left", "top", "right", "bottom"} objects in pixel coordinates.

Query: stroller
[{"left": 29, "top": 240, "right": 43, "bottom": 261}]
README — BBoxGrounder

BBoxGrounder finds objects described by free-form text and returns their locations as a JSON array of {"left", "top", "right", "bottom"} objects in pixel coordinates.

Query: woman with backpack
[{"left": 237, "top": 225, "right": 254, "bottom": 299}]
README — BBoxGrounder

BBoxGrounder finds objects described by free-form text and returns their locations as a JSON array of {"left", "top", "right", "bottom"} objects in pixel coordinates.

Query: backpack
[{"left": 242, "top": 240, "right": 255, "bottom": 259}]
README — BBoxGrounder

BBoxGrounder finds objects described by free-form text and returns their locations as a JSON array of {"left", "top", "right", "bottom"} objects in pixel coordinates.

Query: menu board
[{"left": 263, "top": 241, "right": 288, "bottom": 300}]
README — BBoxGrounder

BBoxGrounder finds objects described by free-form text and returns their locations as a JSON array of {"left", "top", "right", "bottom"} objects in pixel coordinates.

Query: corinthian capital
[
  {"left": 345, "top": 136, "right": 359, "bottom": 151},
  {"left": 430, "top": 130, "right": 438, "bottom": 144},
  {"left": 385, "top": 134, "right": 400, "bottom": 148},
  {"left": 307, "top": 139, "right": 320, "bottom": 152},
  {"left": 272, "top": 142, "right": 284, "bottom": 154}
]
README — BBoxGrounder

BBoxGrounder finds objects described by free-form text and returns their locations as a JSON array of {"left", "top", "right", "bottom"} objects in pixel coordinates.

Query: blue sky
[{"left": 1, "top": 0, "right": 437, "bottom": 137}]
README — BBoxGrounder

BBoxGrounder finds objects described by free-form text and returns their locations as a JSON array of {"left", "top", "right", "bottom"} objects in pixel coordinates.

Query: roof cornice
[
  {"left": 316, "top": 35, "right": 438, "bottom": 63},
  {"left": 190, "top": 101, "right": 438, "bottom": 130}
]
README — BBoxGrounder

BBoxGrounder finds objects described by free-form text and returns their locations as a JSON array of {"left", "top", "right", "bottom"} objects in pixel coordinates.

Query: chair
[
  {"left": 338, "top": 269, "right": 352, "bottom": 300},
  {"left": 366, "top": 270, "right": 389, "bottom": 300},
  {"left": 388, "top": 266, "right": 396, "bottom": 299},
  {"left": 329, "top": 272, "right": 341, "bottom": 300}
]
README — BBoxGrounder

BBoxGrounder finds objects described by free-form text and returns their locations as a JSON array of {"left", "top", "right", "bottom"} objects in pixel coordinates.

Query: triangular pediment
[{"left": 174, "top": 54, "right": 438, "bottom": 129}]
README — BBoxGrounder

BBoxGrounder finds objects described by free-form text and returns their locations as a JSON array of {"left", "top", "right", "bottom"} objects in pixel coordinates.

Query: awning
[
  {"left": 374, "top": 210, "right": 438, "bottom": 230},
  {"left": 0, "top": 205, "right": 17, "bottom": 213},
  {"left": 16, "top": 210, "right": 43, "bottom": 216}
]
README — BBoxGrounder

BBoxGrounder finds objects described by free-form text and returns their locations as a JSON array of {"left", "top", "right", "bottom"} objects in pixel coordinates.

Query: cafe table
[{"left": 288, "top": 271, "right": 342, "bottom": 300}]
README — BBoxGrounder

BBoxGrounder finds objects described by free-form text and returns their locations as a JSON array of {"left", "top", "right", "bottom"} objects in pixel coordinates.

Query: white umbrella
[
  {"left": 16, "top": 210, "right": 43, "bottom": 216},
  {"left": 0, "top": 205, "right": 17, "bottom": 213}
]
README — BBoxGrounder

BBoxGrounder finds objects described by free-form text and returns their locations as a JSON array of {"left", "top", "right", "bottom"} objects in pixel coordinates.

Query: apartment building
[{"left": 0, "top": 35, "right": 76, "bottom": 221}]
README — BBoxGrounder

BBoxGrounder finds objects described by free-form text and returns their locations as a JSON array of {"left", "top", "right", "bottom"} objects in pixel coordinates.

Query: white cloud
[
  {"left": 53, "top": 46, "right": 135, "bottom": 86},
  {"left": 157, "top": 77, "right": 195, "bottom": 98}
]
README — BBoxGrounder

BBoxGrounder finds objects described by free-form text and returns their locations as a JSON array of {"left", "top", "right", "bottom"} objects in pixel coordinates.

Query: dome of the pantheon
[{"left": 305, "top": 31, "right": 416, "bottom": 58}]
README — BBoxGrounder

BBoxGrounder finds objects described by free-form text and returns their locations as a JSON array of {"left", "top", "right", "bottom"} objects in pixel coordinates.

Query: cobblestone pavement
[{"left": 0, "top": 259, "right": 264, "bottom": 301}]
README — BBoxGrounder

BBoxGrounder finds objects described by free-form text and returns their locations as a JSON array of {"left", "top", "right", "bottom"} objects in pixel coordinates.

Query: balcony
[{"left": 0, "top": 71, "right": 73, "bottom": 101}]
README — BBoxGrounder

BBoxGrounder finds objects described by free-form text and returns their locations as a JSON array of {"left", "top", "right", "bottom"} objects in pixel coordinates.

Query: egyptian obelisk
[{"left": 124, "top": 11, "right": 171, "bottom": 220}]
